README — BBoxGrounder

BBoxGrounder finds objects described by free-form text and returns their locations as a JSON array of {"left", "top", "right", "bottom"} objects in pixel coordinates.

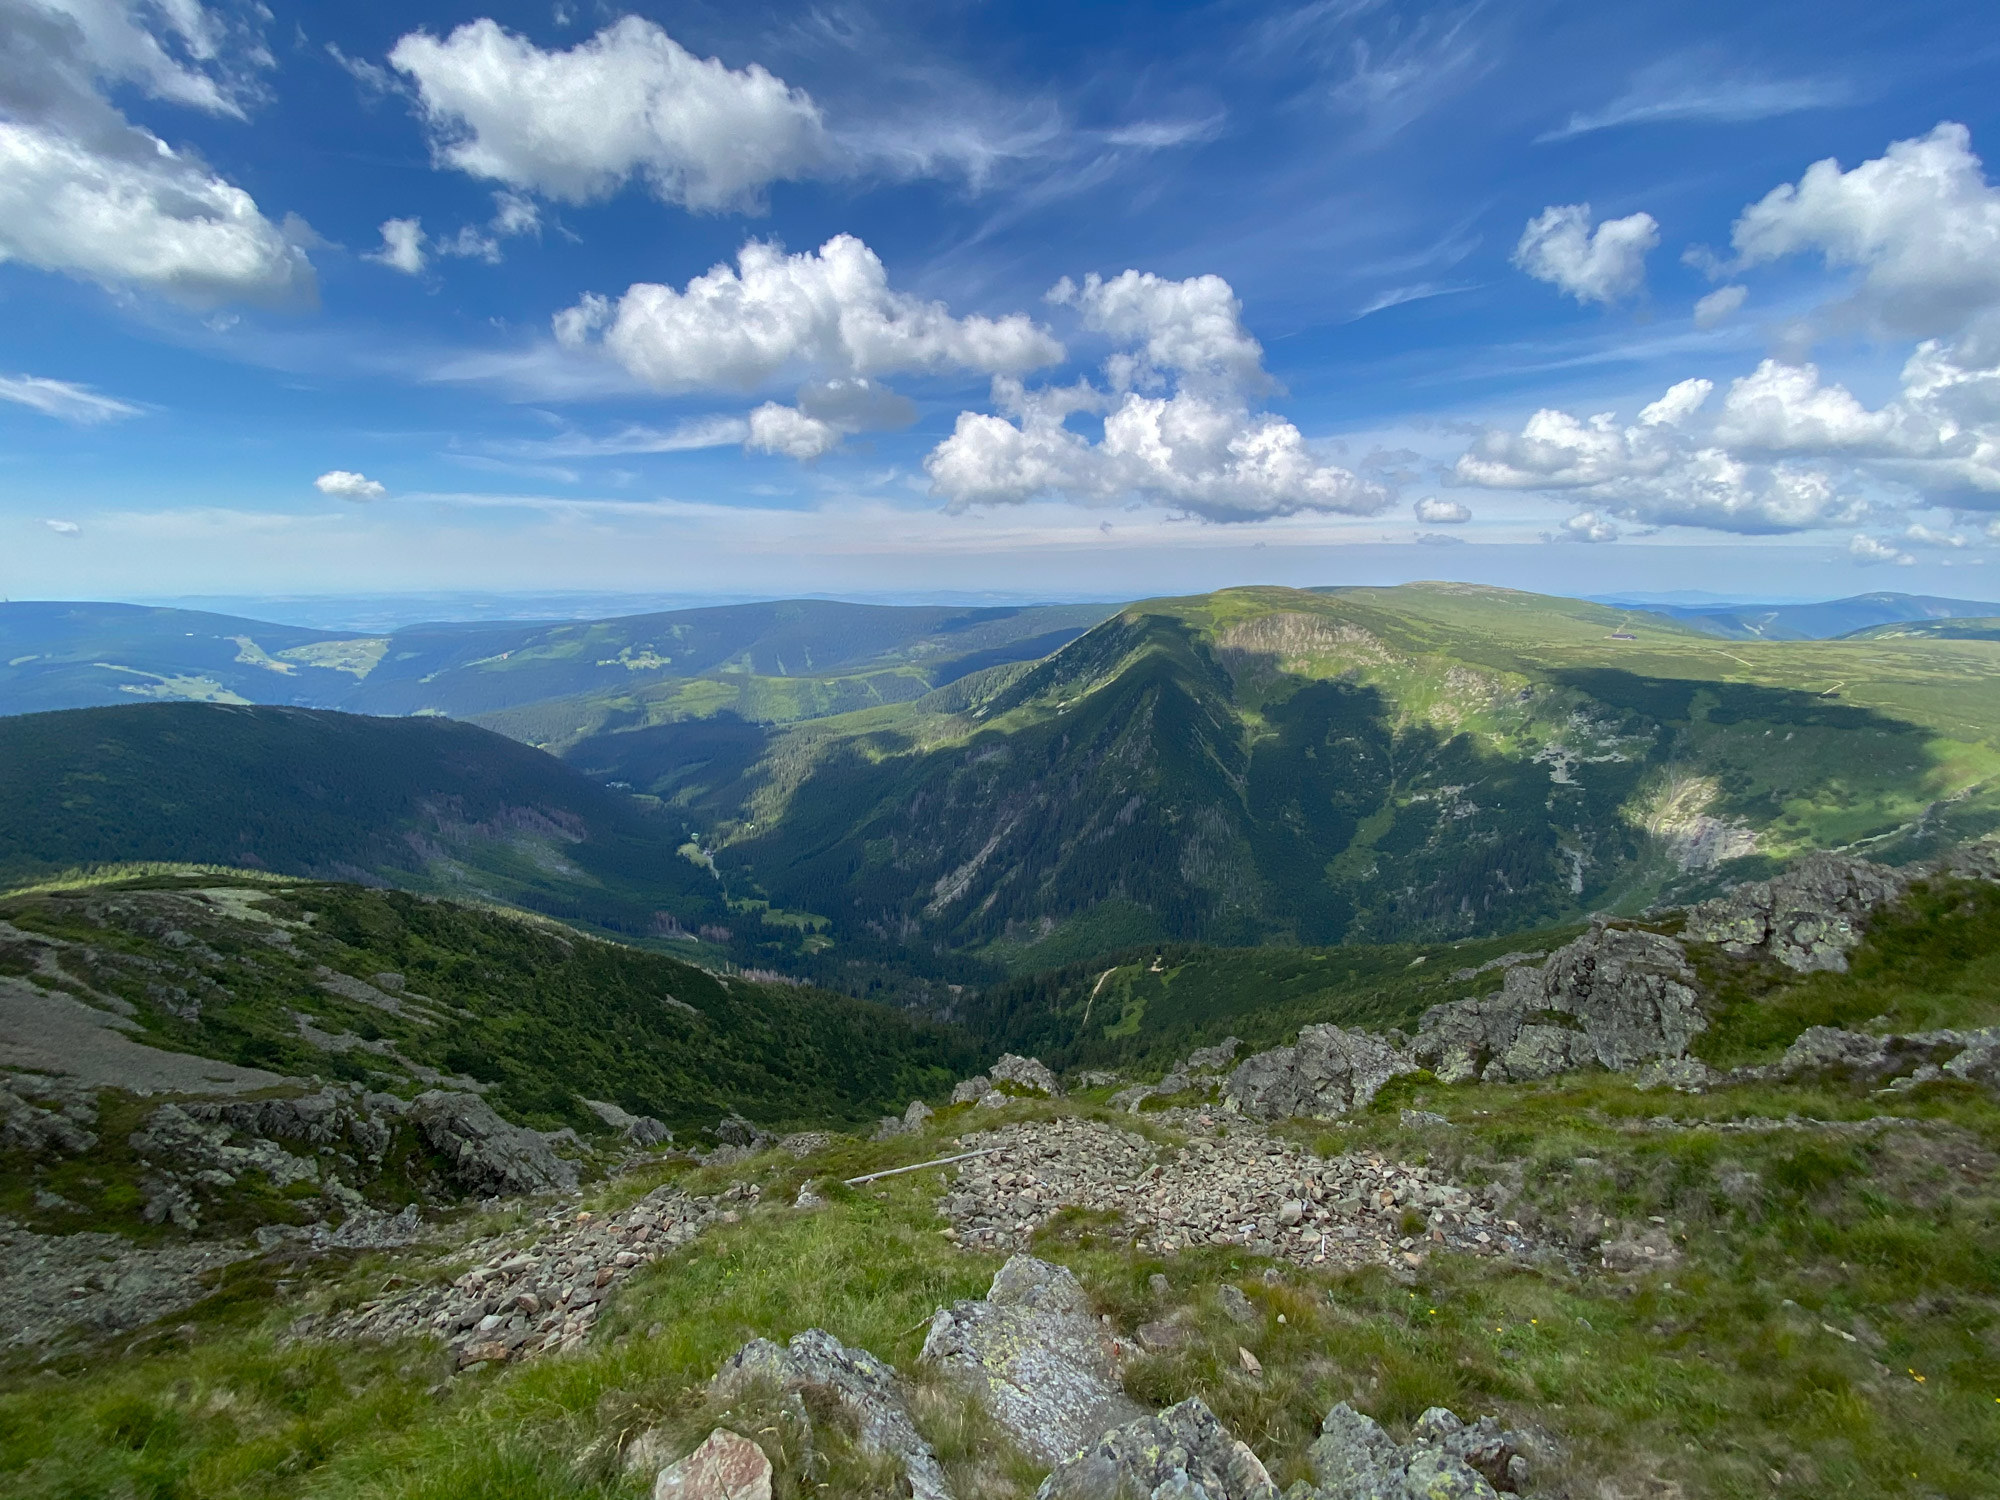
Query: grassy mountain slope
[
  {"left": 0, "top": 704, "right": 734, "bottom": 944},
  {"left": 0, "top": 874, "right": 971, "bottom": 1141},
  {"left": 5, "top": 872, "right": 1997, "bottom": 1499},
  {"left": 586, "top": 583, "right": 2000, "bottom": 971},
  {"left": 1842, "top": 616, "right": 2000, "bottom": 643}
]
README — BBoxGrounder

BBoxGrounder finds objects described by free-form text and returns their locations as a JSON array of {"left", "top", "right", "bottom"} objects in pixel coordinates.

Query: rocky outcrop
[
  {"left": 1409, "top": 924, "right": 1704, "bottom": 1083},
  {"left": 991, "top": 1054, "right": 1063, "bottom": 1096},
  {"left": 1224, "top": 1026, "right": 1416, "bottom": 1120},
  {"left": 876, "top": 1098, "right": 936, "bottom": 1139},
  {"left": 922, "top": 1254, "right": 1143, "bottom": 1466},
  {"left": 0, "top": 1073, "right": 98, "bottom": 1155},
  {"left": 1762, "top": 1025, "right": 2000, "bottom": 1091},
  {"left": 584, "top": 1098, "right": 673, "bottom": 1147},
  {"left": 1683, "top": 852, "right": 1911, "bottom": 973},
  {"left": 713, "top": 1329, "right": 952, "bottom": 1500},
  {"left": 408, "top": 1090, "right": 579, "bottom": 1196},
  {"left": 1036, "top": 1397, "right": 1277, "bottom": 1500},
  {"left": 950, "top": 1075, "right": 992, "bottom": 1104},
  {"left": 1292, "top": 1402, "right": 1528, "bottom": 1498}
]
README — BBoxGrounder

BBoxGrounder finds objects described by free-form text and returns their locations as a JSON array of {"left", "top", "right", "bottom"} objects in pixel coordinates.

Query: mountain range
[{"left": 7, "top": 583, "right": 1999, "bottom": 993}]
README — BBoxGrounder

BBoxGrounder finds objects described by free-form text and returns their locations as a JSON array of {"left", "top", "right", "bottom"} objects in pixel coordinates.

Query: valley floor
[{"left": 3, "top": 1070, "right": 1995, "bottom": 1500}]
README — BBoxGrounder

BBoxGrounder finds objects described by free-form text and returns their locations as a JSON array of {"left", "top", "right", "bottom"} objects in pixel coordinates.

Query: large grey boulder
[
  {"left": 1683, "top": 852, "right": 1910, "bottom": 972},
  {"left": 407, "top": 1090, "right": 579, "bottom": 1196},
  {"left": 1036, "top": 1398, "right": 1278, "bottom": 1500},
  {"left": 1224, "top": 1025, "right": 1417, "bottom": 1120},
  {"left": 1409, "top": 924, "right": 1703, "bottom": 1083},
  {"left": 991, "top": 1054, "right": 1063, "bottom": 1096},
  {"left": 922, "top": 1254, "right": 1143, "bottom": 1466},
  {"left": 712, "top": 1329, "right": 951, "bottom": 1500}
]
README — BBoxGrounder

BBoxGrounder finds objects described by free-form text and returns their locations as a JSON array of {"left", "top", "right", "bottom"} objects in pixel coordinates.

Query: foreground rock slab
[
  {"left": 1037, "top": 1397, "right": 1277, "bottom": 1500},
  {"left": 652, "top": 1428, "right": 772, "bottom": 1500},
  {"left": 922, "top": 1253, "right": 1144, "bottom": 1465},
  {"left": 712, "top": 1328, "right": 952, "bottom": 1500}
]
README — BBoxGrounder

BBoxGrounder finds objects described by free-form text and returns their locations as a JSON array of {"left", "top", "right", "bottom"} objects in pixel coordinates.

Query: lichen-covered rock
[
  {"left": 407, "top": 1090, "right": 579, "bottom": 1195},
  {"left": 713, "top": 1329, "right": 951, "bottom": 1500},
  {"left": 1224, "top": 1025, "right": 1417, "bottom": 1120},
  {"left": 1296, "top": 1402, "right": 1525, "bottom": 1499},
  {"left": 922, "top": 1254, "right": 1143, "bottom": 1466},
  {"left": 1036, "top": 1398, "right": 1278, "bottom": 1500},
  {"left": 991, "top": 1054, "right": 1063, "bottom": 1096},
  {"left": 1306, "top": 1403, "right": 1405, "bottom": 1499},
  {"left": 1683, "top": 852, "right": 1911, "bottom": 972}
]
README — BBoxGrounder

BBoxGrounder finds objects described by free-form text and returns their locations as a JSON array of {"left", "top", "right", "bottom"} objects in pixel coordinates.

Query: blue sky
[{"left": 5, "top": 0, "right": 2000, "bottom": 605}]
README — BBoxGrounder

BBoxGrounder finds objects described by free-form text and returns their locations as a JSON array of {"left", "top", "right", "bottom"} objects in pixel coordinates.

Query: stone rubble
[
  {"left": 711, "top": 1328, "right": 952, "bottom": 1500},
  {"left": 309, "top": 1180, "right": 758, "bottom": 1367},
  {"left": 922, "top": 1254, "right": 1144, "bottom": 1466},
  {"left": 937, "top": 1116, "right": 1544, "bottom": 1271}
]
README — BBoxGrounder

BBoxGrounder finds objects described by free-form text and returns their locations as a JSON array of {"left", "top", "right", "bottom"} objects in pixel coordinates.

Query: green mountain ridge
[
  {"left": 0, "top": 704, "right": 733, "bottom": 948},
  {"left": 589, "top": 583, "right": 2000, "bottom": 970}
]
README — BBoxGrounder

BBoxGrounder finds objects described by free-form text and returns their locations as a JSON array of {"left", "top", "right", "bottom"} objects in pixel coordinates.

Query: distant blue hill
[{"left": 1591, "top": 591, "right": 2000, "bottom": 641}]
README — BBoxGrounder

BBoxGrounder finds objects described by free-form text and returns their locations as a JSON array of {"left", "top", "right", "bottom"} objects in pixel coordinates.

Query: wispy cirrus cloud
[
  {"left": 1539, "top": 65, "right": 1853, "bottom": 143},
  {"left": 0, "top": 373, "right": 141, "bottom": 423}
]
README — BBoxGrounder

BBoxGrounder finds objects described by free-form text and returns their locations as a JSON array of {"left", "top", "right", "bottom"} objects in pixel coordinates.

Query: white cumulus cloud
[
  {"left": 0, "top": 0, "right": 313, "bottom": 305},
  {"left": 745, "top": 402, "right": 841, "bottom": 461},
  {"left": 1559, "top": 511, "right": 1619, "bottom": 543},
  {"left": 44, "top": 517, "right": 81, "bottom": 536},
  {"left": 1731, "top": 122, "right": 2000, "bottom": 341},
  {"left": 1514, "top": 203, "right": 1659, "bottom": 305},
  {"left": 368, "top": 217, "right": 426, "bottom": 275},
  {"left": 0, "top": 371, "right": 138, "bottom": 422},
  {"left": 556, "top": 234, "right": 1063, "bottom": 394},
  {"left": 925, "top": 271, "right": 1391, "bottom": 522},
  {"left": 314, "top": 470, "right": 386, "bottom": 501},
  {"left": 388, "top": 17, "right": 834, "bottom": 212},
  {"left": 1414, "top": 496, "right": 1471, "bottom": 524}
]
